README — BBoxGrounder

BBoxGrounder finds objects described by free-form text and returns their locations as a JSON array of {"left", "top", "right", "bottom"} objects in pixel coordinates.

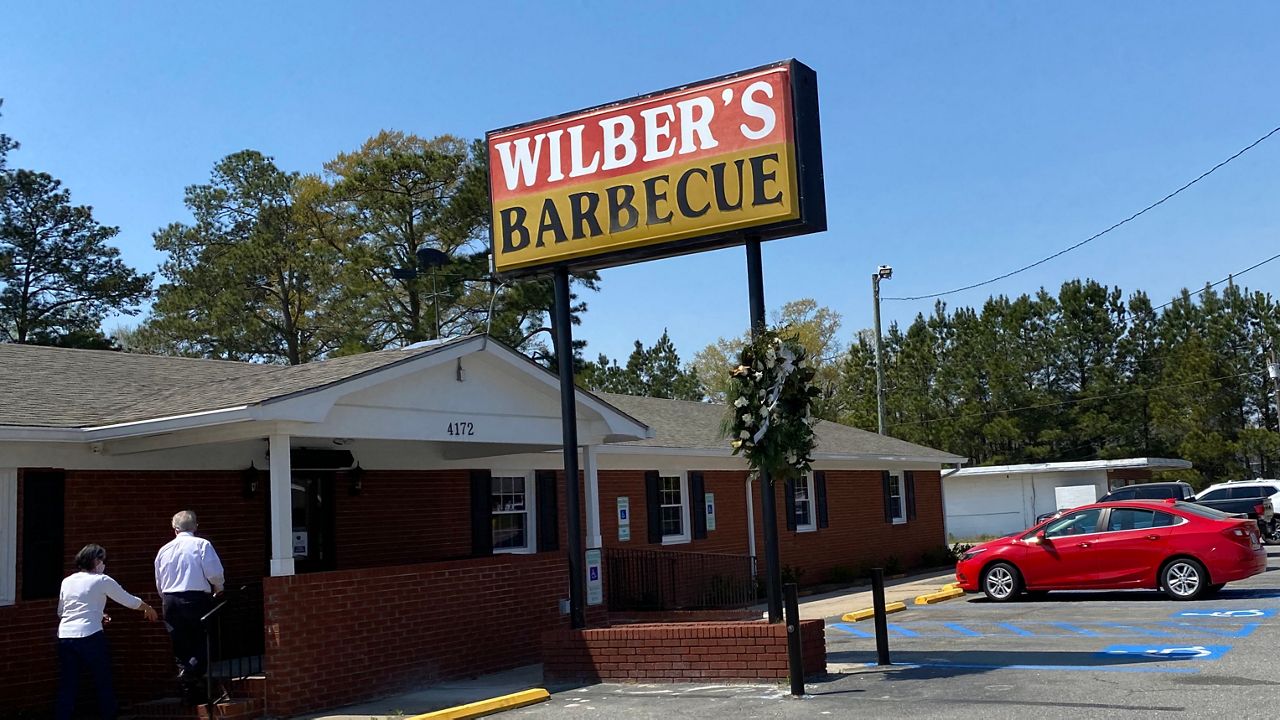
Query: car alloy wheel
[
  {"left": 1162, "top": 558, "right": 1206, "bottom": 600},
  {"left": 982, "top": 562, "right": 1020, "bottom": 602}
]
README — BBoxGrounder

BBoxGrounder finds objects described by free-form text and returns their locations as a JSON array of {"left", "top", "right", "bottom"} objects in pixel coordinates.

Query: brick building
[{"left": 0, "top": 336, "right": 961, "bottom": 717}]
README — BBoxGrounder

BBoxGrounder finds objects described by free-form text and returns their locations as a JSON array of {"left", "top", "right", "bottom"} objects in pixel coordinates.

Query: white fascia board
[
  {"left": 0, "top": 426, "right": 86, "bottom": 442},
  {"left": 83, "top": 406, "right": 254, "bottom": 440}
]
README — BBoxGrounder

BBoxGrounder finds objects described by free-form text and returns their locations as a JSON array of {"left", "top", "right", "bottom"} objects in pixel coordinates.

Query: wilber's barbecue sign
[{"left": 487, "top": 60, "right": 825, "bottom": 277}]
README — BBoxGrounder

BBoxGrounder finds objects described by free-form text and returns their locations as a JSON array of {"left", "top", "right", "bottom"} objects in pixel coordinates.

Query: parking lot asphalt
[{"left": 512, "top": 546, "right": 1280, "bottom": 719}]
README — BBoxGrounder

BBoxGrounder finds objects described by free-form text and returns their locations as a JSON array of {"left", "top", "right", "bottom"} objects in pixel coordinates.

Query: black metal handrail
[
  {"left": 604, "top": 547, "right": 755, "bottom": 612},
  {"left": 200, "top": 582, "right": 264, "bottom": 703}
]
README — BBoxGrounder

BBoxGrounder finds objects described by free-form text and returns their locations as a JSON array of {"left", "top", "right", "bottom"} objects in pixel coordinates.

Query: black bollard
[
  {"left": 784, "top": 582, "right": 804, "bottom": 696},
  {"left": 871, "top": 567, "right": 891, "bottom": 666}
]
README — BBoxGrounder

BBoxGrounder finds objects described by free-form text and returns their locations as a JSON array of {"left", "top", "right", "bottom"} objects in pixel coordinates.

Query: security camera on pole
[{"left": 872, "top": 265, "right": 892, "bottom": 436}]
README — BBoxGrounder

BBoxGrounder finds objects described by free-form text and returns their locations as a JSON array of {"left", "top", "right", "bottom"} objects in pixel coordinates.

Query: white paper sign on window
[{"left": 292, "top": 530, "right": 309, "bottom": 557}]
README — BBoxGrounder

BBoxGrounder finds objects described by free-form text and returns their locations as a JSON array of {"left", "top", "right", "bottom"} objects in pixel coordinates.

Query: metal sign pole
[
  {"left": 746, "top": 238, "right": 783, "bottom": 623},
  {"left": 552, "top": 266, "right": 586, "bottom": 629}
]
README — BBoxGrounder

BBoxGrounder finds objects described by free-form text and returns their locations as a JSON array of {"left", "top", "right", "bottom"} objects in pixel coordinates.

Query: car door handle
[
  {"left": 1145, "top": 535, "right": 1159, "bottom": 541},
  {"left": 1077, "top": 542, "right": 1090, "bottom": 548}
]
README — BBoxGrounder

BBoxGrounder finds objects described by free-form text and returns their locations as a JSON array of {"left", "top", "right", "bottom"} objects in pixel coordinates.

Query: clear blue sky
[{"left": 3, "top": 2, "right": 1278, "bottom": 363}]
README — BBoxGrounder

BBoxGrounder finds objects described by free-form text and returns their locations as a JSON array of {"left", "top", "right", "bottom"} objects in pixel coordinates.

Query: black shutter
[
  {"left": 881, "top": 471, "right": 893, "bottom": 524},
  {"left": 536, "top": 470, "right": 559, "bottom": 551},
  {"left": 690, "top": 471, "right": 707, "bottom": 540},
  {"left": 469, "top": 469, "right": 493, "bottom": 557},
  {"left": 21, "top": 469, "right": 65, "bottom": 600},
  {"left": 815, "top": 471, "right": 829, "bottom": 529},
  {"left": 645, "top": 470, "right": 662, "bottom": 544},
  {"left": 905, "top": 471, "right": 917, "bottom": 521},
  {"left": 784, "top": 477, "right": 797, "bottom": 531}
]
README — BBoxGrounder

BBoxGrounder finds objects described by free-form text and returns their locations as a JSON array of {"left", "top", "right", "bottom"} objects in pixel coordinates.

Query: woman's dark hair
[{"left": 74, "top": 544, "right": 106, "bottom": 571}]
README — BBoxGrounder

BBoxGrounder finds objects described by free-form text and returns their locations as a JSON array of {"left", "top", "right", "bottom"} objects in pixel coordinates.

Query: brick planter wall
[
  {"left": 542, "top": 620, "right": 826, "bottom": 683},
  {"left": 263, "top": 554, "right": 578, "bottom": 717}
]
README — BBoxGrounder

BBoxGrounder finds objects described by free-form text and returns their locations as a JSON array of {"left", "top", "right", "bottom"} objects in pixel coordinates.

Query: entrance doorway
[{"left": 291, "top": 472, "right": 336, "bottom": 572}]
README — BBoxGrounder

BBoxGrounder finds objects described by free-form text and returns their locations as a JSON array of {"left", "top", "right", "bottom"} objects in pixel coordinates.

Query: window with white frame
[
  {"left": 491, "top": 472, "right": 535, "bottom": 553},
  {"left": 0, "top": 469, "right": 16, "bottom": 606},
  {"left": 794, "top": 474, "right": 816, "bottom": 532},
  {"left": 887, "top": 472, "right": 905, "bottom": 523},
  {"left": 660, "top": 474, "right": 690, "bottom": 544}
]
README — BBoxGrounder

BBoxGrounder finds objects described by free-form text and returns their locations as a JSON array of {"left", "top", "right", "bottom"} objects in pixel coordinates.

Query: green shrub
[{"left": 826, "top": 565, "right": 860, "bottom": 584}]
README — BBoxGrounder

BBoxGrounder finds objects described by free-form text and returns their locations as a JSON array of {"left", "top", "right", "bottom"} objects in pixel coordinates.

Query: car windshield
[{"left": 1174, "top": 502, "right": 1235, "bottom": 520}]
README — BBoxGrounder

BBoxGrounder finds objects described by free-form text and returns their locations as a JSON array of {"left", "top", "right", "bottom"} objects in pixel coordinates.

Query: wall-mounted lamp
[
  {"left": 456, "top": 357, "right": 466, "bottom": 382},
  {"left": 242, "top": 462, "right": 261, "bottom": 498},
  {"left": 348, "top": 463, "right": 365, "bottom": 496}
]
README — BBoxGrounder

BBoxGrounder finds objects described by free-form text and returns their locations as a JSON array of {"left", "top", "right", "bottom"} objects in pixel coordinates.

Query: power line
[
  {"left": 1152, "top": 251, "right": 1280, "bottom": 311},
  {"left": 884, "top": 124, "right": 1280, "bottom": 302},
  {"left": 889, "top": 370, "right": 1259, "bottom": 428}
]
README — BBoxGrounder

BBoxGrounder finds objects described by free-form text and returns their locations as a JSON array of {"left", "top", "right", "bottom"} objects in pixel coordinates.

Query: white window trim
[
  {"left": 491, "top": 470, "right": 537, "bottom": 555},
  {"left": 795, "top": 473, "right": 817, "bottom": 533},
  {"left": 660, "top": 471, "right": 691, "bottom": 546},
  {"left": 888, "top": 471, "right": 907, "bottom": 525},
  {"left": 0, "top": 469, "right": 16, "bottom": 606}
]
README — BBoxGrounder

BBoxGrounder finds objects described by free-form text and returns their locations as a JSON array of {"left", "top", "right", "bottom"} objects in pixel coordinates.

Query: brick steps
[{"left": 123, "top": 674, "right": 266, "bottom": 720}]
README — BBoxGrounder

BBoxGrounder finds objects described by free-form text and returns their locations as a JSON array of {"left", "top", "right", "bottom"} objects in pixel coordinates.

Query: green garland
[{"left": 721, "top": 328, "right": 821, "bottom": 480}]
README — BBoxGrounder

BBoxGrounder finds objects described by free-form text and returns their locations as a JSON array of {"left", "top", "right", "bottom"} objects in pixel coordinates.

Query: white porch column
[
  {"left": 582, "top": 445, "right": 602, "bottom": 550},
  {"left": 0, "top": 469, "right": 16, "bottom": 606},
  {"left": 268, "top": 434, "right": 295, "bottom": 577}
]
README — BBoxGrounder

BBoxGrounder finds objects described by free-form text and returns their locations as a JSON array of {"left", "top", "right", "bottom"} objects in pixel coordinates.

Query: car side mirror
[{"left": 1036, "top": 531, "right": 1050, "bottom": 544}]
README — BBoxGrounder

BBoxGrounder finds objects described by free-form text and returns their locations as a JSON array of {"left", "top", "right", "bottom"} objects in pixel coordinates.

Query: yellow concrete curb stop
[
  {"left": 406, "top": 689, "right": 551, "bottom": 720},
  {"left": 842, "top": 601, "right": 907, "bottom": 622},
  {"left": 942, "top": 582, "right": 960, "bottom": 591},
  {"left": 914, "top": 587, "right": 965, "bottom": 605}
]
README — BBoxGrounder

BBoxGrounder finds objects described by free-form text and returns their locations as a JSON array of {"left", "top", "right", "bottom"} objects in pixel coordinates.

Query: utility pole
[
  {"left": 1269, "top": 350, "right": 1280, "bottom": 433},
  {"left": 872, "top": 265, "right": 892, "bottom": 435}
]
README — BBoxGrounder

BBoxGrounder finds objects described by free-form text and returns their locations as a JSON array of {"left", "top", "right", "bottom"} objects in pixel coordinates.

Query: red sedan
[{"left": 956, "top": 500, "right": 1267, "bottom": 601}]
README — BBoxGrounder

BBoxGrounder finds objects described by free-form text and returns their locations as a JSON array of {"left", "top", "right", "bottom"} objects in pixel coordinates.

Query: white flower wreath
[{"left": 721, "top": 329, "right": 821, "bottom": 480}]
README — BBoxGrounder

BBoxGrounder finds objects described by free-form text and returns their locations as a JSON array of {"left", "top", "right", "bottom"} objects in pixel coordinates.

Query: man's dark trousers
[
  {"left": 162, "top": 591, "right": 213, "bottom": 695},
  {"left": 55, "top": 631, "right": 117, "bottom": 720}
]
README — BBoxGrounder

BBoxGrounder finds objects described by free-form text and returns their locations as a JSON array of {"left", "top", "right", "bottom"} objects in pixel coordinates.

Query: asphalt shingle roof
[
  {"left": 598, "top": 392, "right": 961, "bottom": 461},
  {"left": 0, "top": 339, "right": 470, "bottom": 428},
  {"left": 0, "top": 341, "right": 961, "bottom": 461}
]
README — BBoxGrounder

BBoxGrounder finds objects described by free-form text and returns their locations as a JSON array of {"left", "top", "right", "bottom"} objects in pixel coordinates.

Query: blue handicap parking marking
[
  {"left": 1171, "top": 608, "right": 1275, "bottom": 619},
  {"left": 1102, "top": 644, "right": 1231, "bottom": 661},
  {"left": 830, "top": 622, "right": 873, "bottom": 638},
  {"left": 832, "top": 620, "right": 1260, "bottom": 639}
]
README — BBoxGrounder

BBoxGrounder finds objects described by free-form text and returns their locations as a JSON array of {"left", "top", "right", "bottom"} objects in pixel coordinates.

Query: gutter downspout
[{"left": 746, "top": 473, "right": 758, "bottom": 581}]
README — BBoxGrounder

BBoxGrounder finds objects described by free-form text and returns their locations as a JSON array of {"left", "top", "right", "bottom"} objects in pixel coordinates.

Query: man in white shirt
[
  {"left": 56, "top": 544, "right": 157, "bottom": 720},
  {"left": 154, "top": 510, "right": 225, "bottom": 703}
]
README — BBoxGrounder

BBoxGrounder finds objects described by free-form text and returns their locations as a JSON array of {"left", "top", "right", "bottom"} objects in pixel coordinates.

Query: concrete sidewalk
[
  {"left": 293, "top": 568, "right": 959, "bottom": 719},
  {"left": 765, "top": 567, "right": 958, "bottom": 620}
]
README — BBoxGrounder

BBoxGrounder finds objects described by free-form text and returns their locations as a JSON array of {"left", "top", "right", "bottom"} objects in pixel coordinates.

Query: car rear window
[
  {"left": 1175, "top": 502, "right": 1235, "bottom": 520},
  {"left": 1135, "top": 486, "right": 1176, "bottom": 499},
  {"left": 1228, "top": 486, "right": 1269, "bottom": 499},
  {"left": 1198, "top": 489, "right": 1229, "bottom": 501}
]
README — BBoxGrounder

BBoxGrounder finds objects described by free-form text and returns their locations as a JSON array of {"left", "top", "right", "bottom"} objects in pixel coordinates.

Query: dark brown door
[{"left": 291, "top": 472, "right": 336, "bottom": 572}]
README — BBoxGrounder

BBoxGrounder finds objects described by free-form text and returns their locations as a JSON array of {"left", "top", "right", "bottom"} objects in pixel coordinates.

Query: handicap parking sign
[{"left": 1102, "top": 644, "right": 1230, "bottom": 661}]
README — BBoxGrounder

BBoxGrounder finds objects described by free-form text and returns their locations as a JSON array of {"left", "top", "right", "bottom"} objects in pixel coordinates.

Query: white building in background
[{"left": 943, "top": 457, "right": 1193, "bottom": 540}]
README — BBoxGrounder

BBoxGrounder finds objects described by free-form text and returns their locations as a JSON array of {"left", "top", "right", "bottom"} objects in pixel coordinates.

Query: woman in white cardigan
[{"left": 55, "top": 543, "right": 158, "bottom": 720}]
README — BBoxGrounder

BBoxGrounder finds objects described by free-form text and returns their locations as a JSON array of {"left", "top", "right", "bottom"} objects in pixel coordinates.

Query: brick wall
[
  {"left": 542, "top": 620, "right": 826, "bottom": 683},
  {"left": 336, "top": 470, "right": 472, "bottom": 567},
  {"left": 595, "top": 469, "right": 948, "bottom": 585},
  {"left": 0, "top": 469, "right": 267, "bottom": 716},
  {"left": 262, "top": 553, "right": 573, "bottom": 717}
]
